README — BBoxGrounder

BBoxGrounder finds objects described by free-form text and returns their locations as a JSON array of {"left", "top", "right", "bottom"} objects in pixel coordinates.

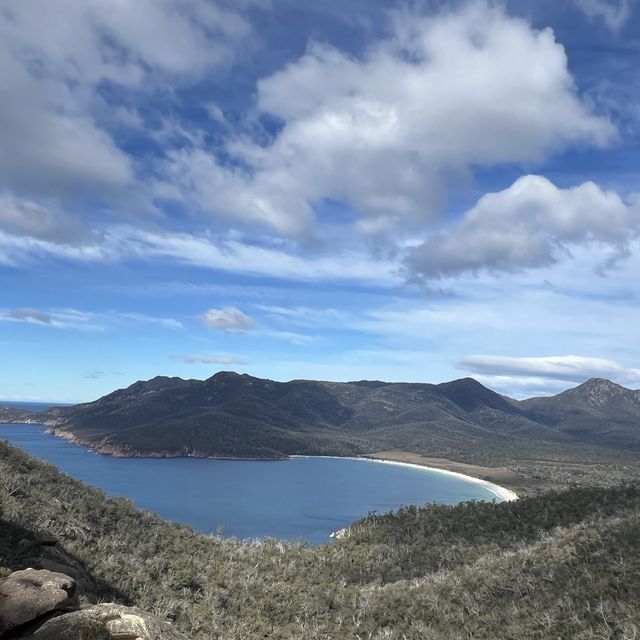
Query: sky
[{"left": 1, "top": 0, "right": 640, "bottom": 403}]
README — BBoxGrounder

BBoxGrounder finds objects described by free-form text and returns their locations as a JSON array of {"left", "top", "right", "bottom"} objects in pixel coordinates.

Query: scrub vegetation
[{"left": 1, "top": 440, "right": 639, "bottom": 639}]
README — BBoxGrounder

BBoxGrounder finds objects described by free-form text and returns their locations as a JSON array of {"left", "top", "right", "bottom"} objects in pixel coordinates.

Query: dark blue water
[
  {"left": 0, "top": 401, "right": 68, "bottom": 411},
  {"left": 0, "top": 423, "right": 500, "bottom": 544}
]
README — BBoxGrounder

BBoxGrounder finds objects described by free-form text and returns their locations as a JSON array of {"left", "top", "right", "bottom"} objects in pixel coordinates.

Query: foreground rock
[
  {"left": 23, "top": 603, "right": 189, "bottom": 640},
  {"left": 0, "top": 521, "right": 98, "bottom": 602},
  {"left": 0, "top": 568, "right": 188, "bottom": 640},
  {"left": 0, "top": 568, "right": 78, "bottom": 635}
]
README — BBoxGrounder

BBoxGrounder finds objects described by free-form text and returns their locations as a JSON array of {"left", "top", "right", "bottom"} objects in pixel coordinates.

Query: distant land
[{"left": 3, "top": 373, "right": 640, "bottom": 470}]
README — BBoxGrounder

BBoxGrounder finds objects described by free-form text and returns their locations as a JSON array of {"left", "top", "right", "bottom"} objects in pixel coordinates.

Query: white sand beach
[{"left": 291, "top": 454, "right": 519, "bottom": 502}]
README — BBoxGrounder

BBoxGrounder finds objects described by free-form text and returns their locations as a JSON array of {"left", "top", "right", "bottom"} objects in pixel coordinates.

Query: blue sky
[{"left": 1, "top": 0, "right": 640, "bottom": 402}]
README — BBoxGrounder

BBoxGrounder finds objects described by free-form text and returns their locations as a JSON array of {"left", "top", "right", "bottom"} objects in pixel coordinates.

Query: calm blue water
[
  {"left": 0, "top": 401, "right": 68, "bottom": 411},
  {"left": 0, "top": 423, "right": 500, "bottom": 544}
]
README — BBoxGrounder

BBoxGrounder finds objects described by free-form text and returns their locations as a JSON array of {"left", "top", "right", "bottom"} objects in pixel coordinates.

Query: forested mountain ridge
[{"left": 3, "top": 373, "right": 640, "bottom": 464}]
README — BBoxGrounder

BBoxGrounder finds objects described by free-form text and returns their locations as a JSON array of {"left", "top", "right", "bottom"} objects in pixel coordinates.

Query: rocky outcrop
[
  {"left": 0, "top": 408, "right": 53, "bottom": 425},
  {"left": 0, "top": 569, "right": 189, "bottom": 640},
  {"left": 0, "top": 568, "right": 78, "bottom": 635},
  {"left": 0, "top": 409, "right": 33, "bottom": 424},
  {"left": 21, "top": 603, "right": 189, "bottom": 640},
  {"left": 0, "top": 521, "right": 98, "bottom": 602}
]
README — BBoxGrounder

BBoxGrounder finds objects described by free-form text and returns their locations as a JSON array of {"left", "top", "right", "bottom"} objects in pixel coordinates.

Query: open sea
[
  {"left": 0, "top": 423, "right": 501, "bottom": 544},
  {"left": 0, "top": 400, "right": 70, "bottom": 411}
]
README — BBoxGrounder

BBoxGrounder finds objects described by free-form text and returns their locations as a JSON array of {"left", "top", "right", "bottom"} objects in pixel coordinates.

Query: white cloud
[
  {"left": 0, "top": 1, "right": 621, "bottom": 290},
  {"left": 0, "top": 229, "right": 111, "bottom": 266},
  {"left": 263, "top": 331, "right": 316, "bottom": 346},
  {"left": 5, "top": 308, "right": 53, "bottom": 326},
  {"left": 0, "top": 225, "right": 401, "bottom": 285},
  {"left": 0, "top": 0, "right": 254, "bottom": 200},
  {"left": 469, "top": 375, "right": 578, "bottom": 399},
  {"left": 407, "top": 175, "right": 639, "bottom": 280},
  {"left": 126, "top": 229, "right": 400, "bottom": 284},
  {"left": 354, "top": 259, "right": 640, "bottom": 355},
  {"left": 0, "top": 38, "right": 133, "bottom": 197},
  {"left": 200, "top": 306, "right": 255, "bottom": 331},
  {"left": 0, "top": 307, "right": 100, "bottom": 330},
  {"left": 0, "top": 306, "right": 182, "bottom": 331},
  {"left": 177, "top": 354, "right": 247, "bottom": 365},
  {"left": 0, "top": 194, "right": 87, "bottom": 244},
  {"left": 574, "top": 0, "right": 634, "bottom": 32},
  {"left": 457, "top": 354, "right": 640, "bottom": 385},
  {"left": 165, "top": 2, "right": 613, "bottom": 238},
  {"left": 0, "top": 1, "right": 249, "bottom": 85},
  {"left": 115, "top": 313, "right": 183, "bottom": 330},
  {"left": 257, "top": 305, "right": 349, "bottom": 327}
]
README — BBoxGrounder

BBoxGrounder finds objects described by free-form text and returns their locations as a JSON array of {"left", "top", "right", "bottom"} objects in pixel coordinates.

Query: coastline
[
  {"left": 291, "top": 454, "right": 519, "bottom": 502},
  {"left": 3, "top": 422, "right": 517, "bottom": 500}
]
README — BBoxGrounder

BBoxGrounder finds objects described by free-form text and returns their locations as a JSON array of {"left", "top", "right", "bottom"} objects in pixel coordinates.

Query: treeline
[{"left": 1, "top": 440, "right": 639, "bottom": 639}]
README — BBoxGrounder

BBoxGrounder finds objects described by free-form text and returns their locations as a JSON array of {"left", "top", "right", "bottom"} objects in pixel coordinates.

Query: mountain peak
[
  {"left": 436, "top": 377, "right": 518, "bottom": 414},
  {"left": 580, "top": 378, "right": 627, "bottom": 393},
  {"left": 438, "top": 377, "right": 485, "bottom": 390},
  {"left": 583, "top": 377, "right": 620, "bottom": 387},
  {"left": 572, "top": 378, "right": 630, "bottom": 407},
  {"left": 207, "top": 371, "right": 256, "bottom": 383},
  {"left": 209, "top": 370, "right": 242, "bottom": 380}
]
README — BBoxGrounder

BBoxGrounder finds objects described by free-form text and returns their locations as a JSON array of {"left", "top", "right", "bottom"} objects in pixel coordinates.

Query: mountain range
[{"left": 3, "top": 373, "right": 639, "bottom": 464}]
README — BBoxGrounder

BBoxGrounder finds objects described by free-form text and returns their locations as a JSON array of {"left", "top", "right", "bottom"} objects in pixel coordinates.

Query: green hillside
[{"left": 2, "top": 440, "right": 639, "bottom": 639}]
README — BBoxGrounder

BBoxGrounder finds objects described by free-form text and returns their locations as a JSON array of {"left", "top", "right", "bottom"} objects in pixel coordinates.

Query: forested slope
[
  {"left": 14, "top": 373, "right": 640, "bottom": 466},
  {"left": 1, "top": 440, "right": 639, "bottom": 639}
]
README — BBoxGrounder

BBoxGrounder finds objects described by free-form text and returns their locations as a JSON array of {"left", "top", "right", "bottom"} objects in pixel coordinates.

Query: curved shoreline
[
  {"left": 291, "top": 454, "right": 519, "bottom": 502},
  {"left": 3, "top": 422, "right": 518, "bottom": 501}
]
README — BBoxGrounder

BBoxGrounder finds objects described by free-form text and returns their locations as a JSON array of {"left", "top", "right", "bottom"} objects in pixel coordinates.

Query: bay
[{"left": 0, "top": 423, "right": 501, "bottom": 544}]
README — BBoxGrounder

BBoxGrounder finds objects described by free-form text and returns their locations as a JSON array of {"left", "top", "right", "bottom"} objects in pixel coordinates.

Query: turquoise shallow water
[{"left": 0, "top": 423, "right": 500, "bottom": 544}]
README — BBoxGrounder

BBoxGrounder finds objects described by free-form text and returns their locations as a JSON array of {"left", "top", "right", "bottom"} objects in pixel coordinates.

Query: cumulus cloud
[
  {"left": 0, "top": 194, "right": 87, "bottom": 244},
  {"left": 164, "top": 1, "right": 613, "bottom": 238},
  {"left": 0, "top": 0, "right": 628, "bottom": 297},
  {"left": 0, "top": 1, "right": 620, "bottom": 284},
  {"left": 0, "top": 0, "right": 254, "bottom": 200},
  {"left": 574, "top": 0, "right": 634, "bottom": 32},
  {"left": 200, "top": 307, "right": 255, "bottom": 331},
  {"left": 406, "top": 175, "right": 639, "bottom": 280},
  {"left": 0, "top": 35, "right": 132, "bottom": 197},
  {"left": 458, "top": 354, "right": 640, "bottom": 385}
]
